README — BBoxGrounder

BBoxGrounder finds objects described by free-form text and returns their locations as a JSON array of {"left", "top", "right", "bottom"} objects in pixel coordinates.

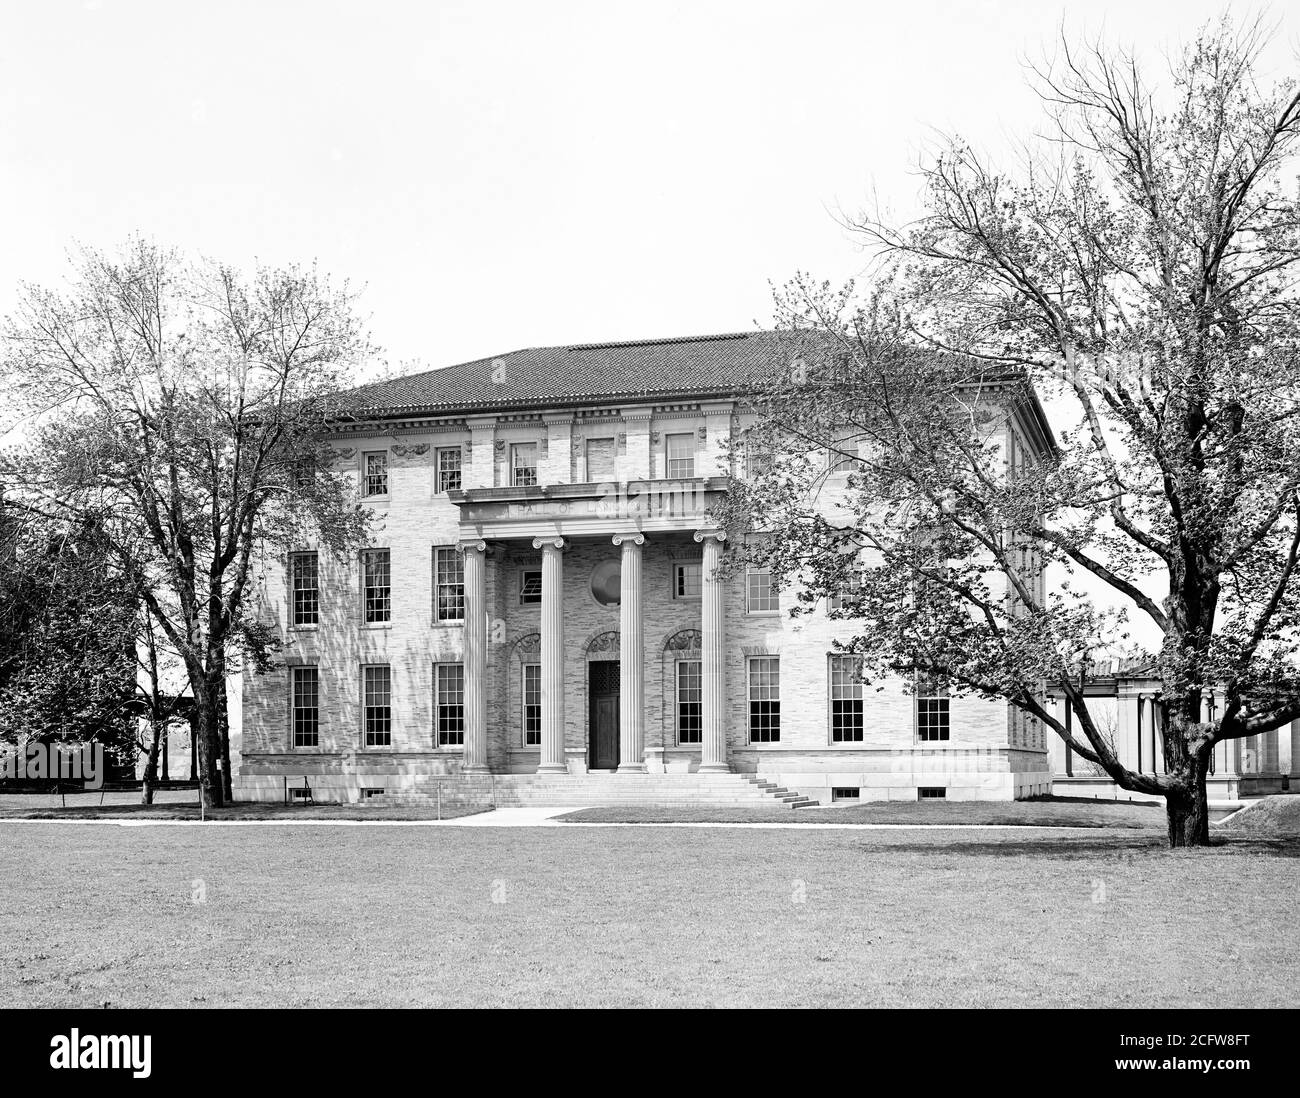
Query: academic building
[{"left": 237, "top": 332, "right": 1059, "bottom": 807}]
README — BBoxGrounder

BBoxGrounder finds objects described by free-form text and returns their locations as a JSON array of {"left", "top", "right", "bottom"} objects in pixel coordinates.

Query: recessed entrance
[{"left": 589, "top": 659, "right": 620, "bottom": 770}]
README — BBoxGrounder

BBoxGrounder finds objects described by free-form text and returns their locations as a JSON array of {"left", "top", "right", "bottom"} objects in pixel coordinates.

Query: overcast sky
[{"left": 3, "top": 0, "right": 1293, "bottom": 378}]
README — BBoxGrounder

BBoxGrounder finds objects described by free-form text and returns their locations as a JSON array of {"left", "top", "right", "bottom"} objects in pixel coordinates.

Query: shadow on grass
[{"left": 863, "top": 835, "right": 1300, "bottom": 858}]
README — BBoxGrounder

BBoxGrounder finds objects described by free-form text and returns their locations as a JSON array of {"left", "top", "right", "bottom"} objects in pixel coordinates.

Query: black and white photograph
[{"left": 0, "top": 0, "right": 1296, "bottom": 1079}]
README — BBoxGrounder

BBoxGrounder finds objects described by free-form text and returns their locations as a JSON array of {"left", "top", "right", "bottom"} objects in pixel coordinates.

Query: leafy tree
[
  {"left": 720, "top": 19, "right": 1300, "bottom": 847},
  {"left": 1, "top": 239, "right": 373, "bottom": 806},
  {"left": 0, "top": 511, "right": 138, "bottom": 769}
]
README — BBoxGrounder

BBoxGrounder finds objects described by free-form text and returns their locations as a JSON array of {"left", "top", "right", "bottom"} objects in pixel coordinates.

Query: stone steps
[{"left": 361, "top": 771, "right": 817, "bottom": 810}]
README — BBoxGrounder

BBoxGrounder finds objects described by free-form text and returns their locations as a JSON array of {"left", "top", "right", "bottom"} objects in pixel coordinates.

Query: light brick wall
[{"left": 239, "top": 394, "right": 1051, "bottom": 801}]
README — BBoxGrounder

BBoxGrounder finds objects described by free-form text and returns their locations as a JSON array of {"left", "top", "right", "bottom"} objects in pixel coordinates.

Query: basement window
[
  {"left": 831, "top": 787, "right": 860, "bottom": 801},
  {"left": 918, "top": 787, "right": 947, "bottom": 800},
  {"left": 360, "top": 787, "right": 386, "bottom": 800}
]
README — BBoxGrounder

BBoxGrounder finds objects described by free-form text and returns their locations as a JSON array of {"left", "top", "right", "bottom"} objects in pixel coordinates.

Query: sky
[{"left": 3, "top": 0, "right": 1294, "bottom": 380}]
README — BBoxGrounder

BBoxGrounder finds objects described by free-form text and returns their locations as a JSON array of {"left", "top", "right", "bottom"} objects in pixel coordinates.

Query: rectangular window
[
  {"left": 585, "top": 438, "right": 616, "bottom": 482},
  {"left": 829, "top": 655, "right": 864, "bottom": 742},
  {"left": 522, "top": 663, "right": 541, "bottom": 746},
  {"left": 746, "top": 568, "right": 778, "bottom": 613},
  {"left": 673, "top": 562, "right": 702, "bottom": 600},
  {"left": 435, "top": 663, "right": 465, "bottom": 746},
  {"left": 828, "top": 433, "right": 858, "bottom": 473},
  {"left": 291, "top": 667, "right": 319, "bottom": 748},
  {"left": 362, "top": 549, "right": 391, "bottom": 623},
  {"left": 520, "top": 569, "right": 542, "bottom": 604},
  {"left": 827, "top": 568, "right": 862, "bottom": 613},
  {"left": 362, "top": 665, "right": 392, "bottom": 747},
  {"left": 917, "top": 676, "right": 950, "bottom": 742},
  {"left": 291, "top": 456, "right": 315, "bottom": 490},
  {"left": 511, "top": 443, "right": 539, "bottom": 487},
  {"left": 831, "top": 786, "right": 860, "bottom": 800},
  {"left": 290, "top": 552, "right": 319, "bottom": 626},
  {"left": 745, "top": 441, "right": 773, "bottom": 479},
  {"left": 433, "top": 547, "right": 464, "bottom": 622},
  {"left": 676, "top": 660, "right": 702, "bottom": 744},
  {"left": 919, "top": 786, "right": 947, "bottom": 799},
  {"left": 436, "top": 447, "right": 462, "bottom": 492},
  {"left": 748, "top": 657, "right": 781, "bottom": 742},
  {"left": 665, "top": 433, "right": 695, "bottom": 479},
  {"left": 362, "top": 451, "right": 389, "bottom": 497}
]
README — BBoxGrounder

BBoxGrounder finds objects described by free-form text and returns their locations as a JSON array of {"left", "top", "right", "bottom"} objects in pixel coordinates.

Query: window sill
[
  {"left": 362, "top": 622, "right": 394, "bottom": 630},
  {"left": 431, "top": 619, "right": 465, "bottom": 629}
]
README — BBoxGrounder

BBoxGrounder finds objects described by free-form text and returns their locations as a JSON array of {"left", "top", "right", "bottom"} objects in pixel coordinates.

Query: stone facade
[{"left": 238, "top": 350, "right": 1054, "bottom": 804}]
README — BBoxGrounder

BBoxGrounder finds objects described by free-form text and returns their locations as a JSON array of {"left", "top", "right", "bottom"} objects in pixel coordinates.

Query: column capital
[
  {"left": 458, "top": 538, "right": 487, "bottom": 554},
  {"left": 532, "top": 536, "right": 566, "bottom": 551},
  {"left": 693, "top": 528, "right": 727, "bottom": 545},
  {"left": 612, "top": 532, "right": 645, "bottom": 547}
]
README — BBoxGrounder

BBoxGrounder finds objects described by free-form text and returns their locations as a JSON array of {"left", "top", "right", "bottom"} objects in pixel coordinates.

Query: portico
[{"left": 450, "top": 478, "right": 732, "bottom": 775}]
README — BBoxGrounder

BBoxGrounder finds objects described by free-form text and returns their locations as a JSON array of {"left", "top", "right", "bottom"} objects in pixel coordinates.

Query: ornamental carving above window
[{"left": 664, "top": 629, "right": 703, "bottom": 651}]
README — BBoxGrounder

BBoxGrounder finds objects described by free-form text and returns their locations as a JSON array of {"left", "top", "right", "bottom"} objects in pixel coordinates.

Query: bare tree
[
  {"left": 722, "top": 18, "right": 1300, "bottom": 846},
  {"left": 1, "top": 239, "right": 373, "bottom": 807}
]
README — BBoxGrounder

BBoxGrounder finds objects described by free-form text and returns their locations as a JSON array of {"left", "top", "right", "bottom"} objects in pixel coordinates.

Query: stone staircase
[{"left": 363, "top": 772, "right": 817, "bottom": 810}]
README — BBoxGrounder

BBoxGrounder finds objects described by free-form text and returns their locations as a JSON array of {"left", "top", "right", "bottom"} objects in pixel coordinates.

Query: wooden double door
[{"left": 589, "top": 660, "right": 620, "bottom": 770}]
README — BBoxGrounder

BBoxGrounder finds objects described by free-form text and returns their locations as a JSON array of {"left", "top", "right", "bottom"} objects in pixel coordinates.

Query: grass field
[
  {"left": 557, "top": 797, "right": 1168, "bottom": 827},
  {"left": 2, "top": 822, "right": 1296, "bottom": 1008},
  {"left": 0, "top": 799, "right": 487, "bottom": 822}
]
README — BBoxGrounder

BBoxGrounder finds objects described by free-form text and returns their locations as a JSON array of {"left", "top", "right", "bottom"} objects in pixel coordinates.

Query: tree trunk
[
  {"left": 189, "top": 717, "right": 198, "bottom": 782},
  {"left": 217, "top": 676, "right": 233, "bottom": 803},
  {"left": 193, "top": 681, "right": 225, "bottom": 810},
  {"left": 141, "top": 716, "right": 161, "bottom": 806},
  {"left": 1165, "top": 784, "right": 1211, "bottom": 847},
  {"left": 160, "top": 721, "right": 169, "bottom": 782}
]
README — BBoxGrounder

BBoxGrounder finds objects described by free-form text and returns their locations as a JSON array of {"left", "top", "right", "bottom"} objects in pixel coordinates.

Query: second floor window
[
  {"left": 522, "top": 663, "right": 541, "bottom": 746},
  {"left": 437, "top": 447, "right": 462, "bottom": 492},
  {"left": 363, "top": 451, "right": 388, "bottom": 497},
  {"left": 917, "top": 676, "right": 950, "bottom": 741},
  {"left": 748, "top": 657, "right": 781, "bottom": 742},
  {"left": 433, "top": 547, "right": 464, "bottom": 622},
  {"left": 435, "top": 663, "right": 465, "bottom": 746},
  {"left": 363, "top": 665, "right": 392, "bottom": 747},
  {"left": 362, "top": 549, "right": 391, "bottom": 623},
  {"left": 511, "top": 443, "right": 538, "bottom": 487},
  {"left": 290, "top": 552, "right": 319, "bottom": 626},
  {"left": 585, "top": 437, "right": 615, "bottom": 482},
  {"left": 827, "top": 567, "right": 862, "bottom": 613},
  {"left": 746, "top": 567, "right": 778, "bottom": 613},
  {"left": 673, "top": 562, "right": 702, "bottom": 600},
  {"left": 829, "top": 655, "right": 864, "bottom": 742},
  {"left": 666, "top": 433, "right": 695, "bottom": 478},
  {"left": 291, "top": 666, "right": 319, "bottom": 748},
  {"left": 677, "top": 660, "right": 702, "bottom": 744},
  {"left": 520, "top": 569, "right": 542, "bottom": 604}
]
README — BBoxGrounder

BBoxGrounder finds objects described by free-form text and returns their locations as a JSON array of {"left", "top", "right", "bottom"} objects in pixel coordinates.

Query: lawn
[
  {"left": 1, "top": 822, "right": 1296, "bottom": 1008},
  {"left": 0, "top": 798, "right": 487, "bottom": 822},
  {"left": 557, "top": 796, "right": 1168, "bottom": 828}
]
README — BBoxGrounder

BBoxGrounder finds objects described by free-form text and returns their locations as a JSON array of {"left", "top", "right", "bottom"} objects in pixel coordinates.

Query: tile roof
[
  {"left": 329, "top": 329, "right": 1060, "bottom": 457},
  {"left": 332, "top": 331, "right": 794, "bottom": 417}
]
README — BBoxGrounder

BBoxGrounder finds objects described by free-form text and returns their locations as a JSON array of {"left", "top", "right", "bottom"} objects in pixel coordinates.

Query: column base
[
  {"left": 535, "top": 764, "right": 568, "bottom": 775},
  {"left": 698, "top": 763, "right": 731, "bottom": 773},
  {"left": 617, "top": 763, "right": 647, "bottom": 774},
  {"left": 462, "top": 765, "right": 491, "bottom": 774}
]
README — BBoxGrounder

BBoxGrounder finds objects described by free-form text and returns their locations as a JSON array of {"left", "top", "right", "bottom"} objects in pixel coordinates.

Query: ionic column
[
  {"left": 534, "top": 536, "right": 567, "bottom": 773},
  {"left": 462, "top": 539, "right": 489, "bottom": 771},
  {"left": 694, "top": 529, "right": 729, "bottom": 772},
  {"left": 614, "top": 533, "right": 646, "bottom": 772}
]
